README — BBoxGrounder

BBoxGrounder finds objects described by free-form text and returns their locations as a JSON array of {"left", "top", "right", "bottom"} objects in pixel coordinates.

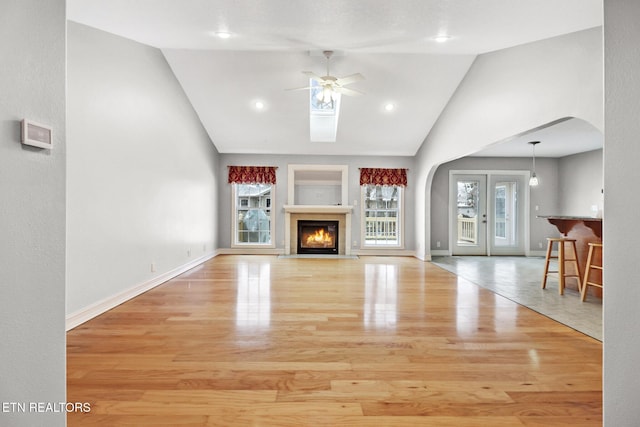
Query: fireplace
[{"left": 297, "top": 220, "right": 339, "bottom": 255}]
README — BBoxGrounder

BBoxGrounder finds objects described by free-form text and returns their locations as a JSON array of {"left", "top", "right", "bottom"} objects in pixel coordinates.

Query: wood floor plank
[
  {"left": 204, "top": 415, "right": 527, "bottom": 426},
  {"left": 67, "top": 255, "right": 602, "bottom": 426}
]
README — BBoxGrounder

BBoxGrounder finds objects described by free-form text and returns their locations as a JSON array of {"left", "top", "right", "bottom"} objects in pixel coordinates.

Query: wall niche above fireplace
[{"left": 287, "top": 164, "right": 348, "bottom": 206}]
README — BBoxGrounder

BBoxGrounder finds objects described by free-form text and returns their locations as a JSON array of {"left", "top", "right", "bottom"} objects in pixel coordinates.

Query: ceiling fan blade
[
  {"left": 335, "top": 73, "right": 365, "bottom": 86},
  {"left": 302, "top": 71, "right": 324, "bottom": 83},
  {"left": 334, "top": 86, "right": 365, "bottom": 97},
  {"left": 285, "top": 86, "right": 313, "bottom": 91}
]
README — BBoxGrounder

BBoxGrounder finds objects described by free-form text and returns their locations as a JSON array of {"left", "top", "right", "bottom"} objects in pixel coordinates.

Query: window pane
[
  {"left": 363, "top": 184, "right": 401, "bottom": 246},
  {"left": 235, "top": 184, "right": 272, "bottom": 245}
]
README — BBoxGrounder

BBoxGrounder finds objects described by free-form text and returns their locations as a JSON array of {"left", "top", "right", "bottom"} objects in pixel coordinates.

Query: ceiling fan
[{"left": 288, "top": 50, "right": 365, "bottom": 103}]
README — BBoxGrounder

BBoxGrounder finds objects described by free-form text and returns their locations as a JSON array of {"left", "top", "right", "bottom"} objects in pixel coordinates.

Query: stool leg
[
  {"left": 558, "top": 241, "right": 565, "bottom": 295},
  {"left": 571, "top": 241, "right": 582, "bottom": 294},
  {"left": 581, "top": 244, "right": 595, "bottom": 302},
  {"left": 542, "top": 240, "right": 553, "bottom": 289}
]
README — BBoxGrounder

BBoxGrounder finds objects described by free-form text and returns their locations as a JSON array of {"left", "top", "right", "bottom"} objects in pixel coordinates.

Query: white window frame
[
  {"left": 360, "top": 184, "right": 404, "bottom": 248},
  {"left": 231, "top": 183, "right": 276, "bottom": 248}
]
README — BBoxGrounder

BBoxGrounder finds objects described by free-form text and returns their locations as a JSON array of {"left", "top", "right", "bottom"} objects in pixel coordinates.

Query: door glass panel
[
  {"left": 493, "top": 181, "right": 517, "bottom": 248},
  {"left": 495, "top": 184, "right": 507, "bottom": 240},
  {"left": 456, "top": 180, "right": 479, "bottom": 246}
]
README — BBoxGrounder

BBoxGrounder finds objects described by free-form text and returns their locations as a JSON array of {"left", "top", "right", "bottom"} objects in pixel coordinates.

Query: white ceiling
[
  {"left": 67, "top": 0, "right": 603, "bottom": 157},
  {"left": 470, "top": 117, "right": 603, "bottom": 158}
]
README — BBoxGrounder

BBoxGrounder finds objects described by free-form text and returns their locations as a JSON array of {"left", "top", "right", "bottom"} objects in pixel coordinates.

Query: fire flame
[{"left": 305, "top": 228, "right": 333, "bottom": 246}]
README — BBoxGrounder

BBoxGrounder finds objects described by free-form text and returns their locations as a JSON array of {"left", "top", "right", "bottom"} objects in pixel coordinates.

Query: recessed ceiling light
[
  {"left": 384, "top": 103, "right": 395, "bottom": 112},
  {"left": 433, "top": 34, "right": 451, "bottom": 43},
  {"left": 214, "top": 31, "right": 232, "bottom": 39},
  {"left": 254, "top": 101, "right": 265, "bottom": 110}
]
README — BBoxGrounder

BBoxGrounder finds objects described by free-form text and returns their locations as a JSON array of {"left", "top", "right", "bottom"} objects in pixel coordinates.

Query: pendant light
[{"left": 528, "top": 141, "right": 540, "bottom": 186}]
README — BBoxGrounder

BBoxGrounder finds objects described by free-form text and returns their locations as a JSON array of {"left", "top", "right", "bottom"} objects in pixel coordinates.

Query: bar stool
[
  {"left": 581, "top": 242, "right": 603, "bottom": 302},
  {"left": 541, "top": 237, "right": 582, "bottom": 295}
]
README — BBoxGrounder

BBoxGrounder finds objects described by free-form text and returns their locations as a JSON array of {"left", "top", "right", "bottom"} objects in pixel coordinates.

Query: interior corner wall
[
  {"left": 558, "top": 149, "right": 603, "bottom": 216},
  {"left": 429, "top": 156, "right": 560, "bottom": 253},
  {"left": 604, "top": 0, "right": 640, "bottom": 425},
  {"left": 0, "top": 1, "right": 66, "bottom": 425},
  {"left": 66, "top": 22, "right": 219, "bottom": 317},
  {"left": 414, "top": 27, "right": 603, "bottom": 260}
]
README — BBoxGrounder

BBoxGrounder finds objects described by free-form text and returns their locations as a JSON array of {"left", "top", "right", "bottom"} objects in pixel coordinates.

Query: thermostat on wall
[{"left": 21, "top": 119, "right": 52, "bottom": 149}]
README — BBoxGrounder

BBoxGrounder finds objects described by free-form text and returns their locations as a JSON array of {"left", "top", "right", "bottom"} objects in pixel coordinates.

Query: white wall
[
  {"left": 66, "top": 23, "right": 219, "bottom": 320},
  {"left": 0, "top": 1, "right": 66, "bottom": 425},
  {"left": 414, "top": 27, "right": 603, "bottom": 260},
  {"left": 604, "top": 1, "right": 640, "bottom": 424},
  {"left": 558, "top": 149, "right": 603, "bottom": 216},
  {"left": 218, "top": 154, "right": 415, "bottom": 251},
  {"left": 295, "top": 184, "right": 342, "bottom": 206}
]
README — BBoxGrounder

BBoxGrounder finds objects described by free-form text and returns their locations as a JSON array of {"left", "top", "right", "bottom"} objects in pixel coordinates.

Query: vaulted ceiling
[{"left": 67, "top": 0, "right": 603, "bottom": 157}]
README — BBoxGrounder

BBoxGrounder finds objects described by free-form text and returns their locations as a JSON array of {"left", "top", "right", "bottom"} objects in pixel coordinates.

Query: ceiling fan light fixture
[
  {"left": 323, "top": 86, "right": 333, "bottom": 101},
  {"left": 316, "top": 85, "right": 337, "bottom": 103}
]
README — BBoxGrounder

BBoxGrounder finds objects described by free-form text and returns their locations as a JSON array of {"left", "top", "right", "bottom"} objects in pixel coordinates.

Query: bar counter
[{"left": 538, "top": 215, "right": 602, "bottom": 297}]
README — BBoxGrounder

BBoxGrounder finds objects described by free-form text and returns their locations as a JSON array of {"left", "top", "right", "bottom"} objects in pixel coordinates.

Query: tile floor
[{"left": 431, "top": 256, "right": 602, "bottom": 341}]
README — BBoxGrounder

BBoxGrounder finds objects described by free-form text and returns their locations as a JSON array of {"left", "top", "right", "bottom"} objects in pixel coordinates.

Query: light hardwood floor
[{"left": 67, "top": 255, "right": 602, "bottom": 426}]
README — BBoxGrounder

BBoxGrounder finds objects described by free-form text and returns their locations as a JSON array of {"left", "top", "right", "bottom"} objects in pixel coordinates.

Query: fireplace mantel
[
  {"left": 284, "top": 205, "right": 353, "bottom": 256},
  {"left": 283, "top": 204, "right": 353, "bottom": 214}
]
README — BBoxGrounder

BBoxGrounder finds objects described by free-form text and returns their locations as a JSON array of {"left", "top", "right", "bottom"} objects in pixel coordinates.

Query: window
[
  {"left": 233, "top": 183, "right": 274, "bottom": 246},
  {"left": 359, "top": 167, "right": 407, "bottom": 248},
  {"left": 362, "top": 184, "right": 403, "bottom": 247},
  {"left": 228, "top": 165, "right": 277, "bottom": 248}
]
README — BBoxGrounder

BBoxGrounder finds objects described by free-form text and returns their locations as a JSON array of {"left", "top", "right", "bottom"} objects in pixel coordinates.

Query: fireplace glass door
[{"left": 297, "top": 221, "right": 339, "bottom": 255}]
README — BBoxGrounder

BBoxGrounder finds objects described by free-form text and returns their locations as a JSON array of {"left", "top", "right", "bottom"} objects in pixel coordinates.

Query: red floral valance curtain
[
  {"left": 228, "top": 166, "right": 277, "bottom": 184},
  {"left": 359, "top": 168, "right": 407, "bottom": 187}
]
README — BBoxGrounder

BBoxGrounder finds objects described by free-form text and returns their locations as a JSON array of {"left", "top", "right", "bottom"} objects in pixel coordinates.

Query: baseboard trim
[
  {"left": 217, "top": 248, "right": 285, "bottom": 255},
  {"left": 66, "top": 252, "right": 217, "bottom": 331},
  {"left": 430, "top": 249, "right": 451, "bottom": 256},
  {"left": 353, "top": 249, "right": 415, "bottom": 257}
]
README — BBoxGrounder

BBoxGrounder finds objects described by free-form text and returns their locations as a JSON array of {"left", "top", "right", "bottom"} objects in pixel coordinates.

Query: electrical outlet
[
  {"left": 538, "top": 242, "right": 543, "bottom": 249},
  {"left": 436, "top": 241, "right": 441, "bottom": 248},
  {"left": 151, "top": 262, "right": 156, "bottom": 273},
  {"left": 353, "top": 240, "right": 358, "bottom": 247},
  {"left": 187, "top": 249, "right": 191, "bottom": 257}
]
